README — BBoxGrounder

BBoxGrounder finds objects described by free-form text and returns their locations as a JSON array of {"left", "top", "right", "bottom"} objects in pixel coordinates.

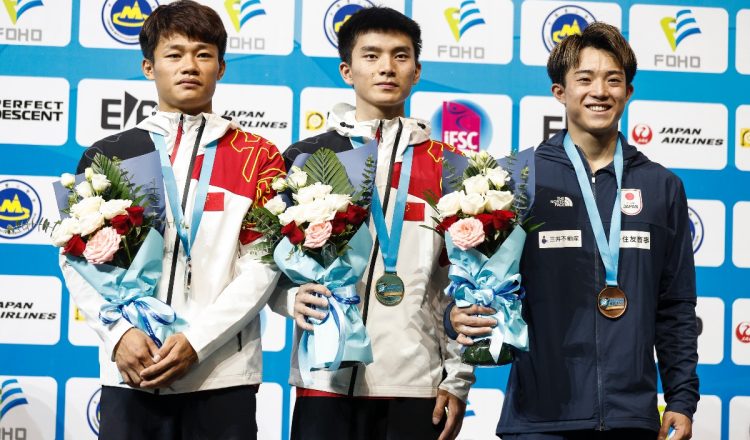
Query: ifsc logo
[
  {"left": 0, "top": 179, "right": 41, "bottom": 240},
  {"left": 2, "top": 0, "right": 43, "bottom": 25},
  {"left": 323, "top": 0, "right": 372, "bottom": 48},
  {"left": 0, "top": 378, "right": 29, "bottom": 421},
  {"left": 86, "top": 388, "right": 101, "bottom": 436},
  {"left": 102, "top": 0, "right": 159, "bottom": 45},
  {"left": 542, "top": 5, "right": 595, "bottom": 52},
  {"left": 431, "top": 100, "right": 492, "bottom": 154},
  {"left": 687, "top": 206, "right": 704, "bottom": 253},
  {"left": 655, "top": 9, "right": 702, "bottom": 69}
]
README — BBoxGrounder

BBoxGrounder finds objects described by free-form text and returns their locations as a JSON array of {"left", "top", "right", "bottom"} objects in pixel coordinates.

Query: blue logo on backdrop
[
  {"left": 687, "top": 206, "right": 704, "bottom": 253},
  {"left": 101, "top": 0, "right": 159, "bottom": 45},
  {"left": 86, "top": 388, "right": 101, "bottom": 435},
  {"left": 323, "top": 0, "right": 373, "bottom": 48},
  {"left": 542, "top": 5, "right": 595, "bottom": 52},
  {"left": 0, "top": 179, "right": 41, "bottom": 239},
  {"left": 0, "top": 379, "right": 29, "bottom": 421}
]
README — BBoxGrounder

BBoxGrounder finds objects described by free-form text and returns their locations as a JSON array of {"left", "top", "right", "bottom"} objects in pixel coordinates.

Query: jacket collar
[
  {"left": 537, "top": 129, "right": 648, "bottom": 172},
  {"left": 137, "top": 110, "right": 237, "bottom": 146}
]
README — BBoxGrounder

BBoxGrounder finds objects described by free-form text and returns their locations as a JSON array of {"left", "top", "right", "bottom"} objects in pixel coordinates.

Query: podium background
[{"left": 1, "top": 0, "right": 750, "bottom": 439}]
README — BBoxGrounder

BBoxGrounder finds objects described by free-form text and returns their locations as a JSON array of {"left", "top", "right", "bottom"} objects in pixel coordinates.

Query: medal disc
[
  {"left": 597, "top": 286, "right": 627, "bottom": 319},
  {"left": 375, "top": 272, "right": 404, "bottom": 306}
]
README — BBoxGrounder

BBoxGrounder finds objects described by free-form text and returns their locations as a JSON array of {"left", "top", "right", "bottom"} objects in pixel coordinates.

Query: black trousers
[
  {"left": 98, "top": 385, "right": 257, "bottom": 440},
  {"left": 502, "top": 429, "right": 658, "bottom": 440},
  {"left": 291, "top": 396, "right": 445, "bottom": 440}
]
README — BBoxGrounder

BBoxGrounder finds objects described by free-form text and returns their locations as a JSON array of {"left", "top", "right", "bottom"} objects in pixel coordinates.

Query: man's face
[
  {"left": 552, "top": 46, "right": 633, "bottom": 138},
  {"left": 340, "top": 30, "right": 421, "bottom": 120},
  {"left": 142, "top": 33, "right": 225, "bottom": 115}
]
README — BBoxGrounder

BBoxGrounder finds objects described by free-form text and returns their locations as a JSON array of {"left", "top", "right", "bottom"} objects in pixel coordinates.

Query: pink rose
[
  {"left": 83, "top": 227, "right": 121, "bottom": 264},
  {"left": 304, "top": 221, "right": 332, "bottom": 249},
  {"left": 448, "top": 218, "right": 486, "bottom": 251}
]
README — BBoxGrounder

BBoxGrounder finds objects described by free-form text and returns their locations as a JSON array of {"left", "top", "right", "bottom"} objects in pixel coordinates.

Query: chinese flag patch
[
  {"left": 404, "top": 202, "right": 425, "bottom": 221},
  {"left": 204, "top": 192, "right": 225, "bottom": 211}
]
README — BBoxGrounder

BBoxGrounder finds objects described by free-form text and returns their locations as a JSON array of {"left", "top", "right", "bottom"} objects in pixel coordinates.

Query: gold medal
[
  {"left": 375, "top": 272, "right": 404, "bottom": 306},
  {"left": 597, "top": 286, "right": 627, "bottom": 319}
]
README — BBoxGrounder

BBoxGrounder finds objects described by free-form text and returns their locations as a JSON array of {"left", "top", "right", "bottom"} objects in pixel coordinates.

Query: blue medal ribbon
[
  {"left": 151, "top": 133, "right": 217, "bottom": 261},
  {"left": 562, "top": 133, "right": 623, "bottom": 287}
]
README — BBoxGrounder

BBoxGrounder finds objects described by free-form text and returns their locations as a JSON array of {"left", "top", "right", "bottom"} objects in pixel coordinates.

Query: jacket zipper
[
  {"left": 346, "top": 119, "right": 403, "bottom": 396},
  {"left": 591, "top": 172, "right": 605, "bottom": 431}
]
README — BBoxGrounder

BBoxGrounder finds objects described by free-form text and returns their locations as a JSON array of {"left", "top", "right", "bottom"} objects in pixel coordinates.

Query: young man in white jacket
[
  {"left": 270, "top": 6, "right": 474, "bottom": 440},
  {"left": 60, "top": 1, "right": 285, "bottom": 438}
]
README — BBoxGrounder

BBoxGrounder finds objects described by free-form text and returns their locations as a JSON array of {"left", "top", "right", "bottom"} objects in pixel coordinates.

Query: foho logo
[
  {"left": 0, "top": 379, "right": 28, "bottom": 421},
  {"left": 542, "top": 5, "right": 595, "bottom": 52},
  {"left": 2, "top": 0, "right": 42, "bottom": 25},
  {"left": 437, "top": 0, "right": 486, "bottom": 60},
  {"left": 101, "top": 0, "right": 158, "bottom": 45},
  {"left": 225, "top": 0, "right": 265, "bottom": 32},
  {"left": 655, "top": 9, "right": 702, "bottom": 69}
]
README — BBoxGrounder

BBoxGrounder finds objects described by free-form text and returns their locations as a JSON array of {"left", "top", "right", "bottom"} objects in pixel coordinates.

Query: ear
[
  {"left": 625, "top": 83, "right": 634, "bottom": 102},
  {"left": 339, "top": 61, "right": 353, "bottom": 86},
  {"left": 142, "top": 58, "right": 155, "bottom": 80},
  {"left": 413, "top": 61, "right": 422, "bottom": 85},
  {"left": 551, "top": 83, "right": 566, "bottom": 105},
  {"left": 217, "top": 59, "right": 226, "bottom": 81}
]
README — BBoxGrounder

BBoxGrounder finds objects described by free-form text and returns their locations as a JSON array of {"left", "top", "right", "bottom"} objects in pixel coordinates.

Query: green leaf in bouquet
[
  {"left": 91, "top": 153, "right": 134, "bottom": 200},
  {"left": 302, "top": 148, "right": 355, "bottom": 196},
  {"left": 352, "top": 154, "right": 376, "bottom": 206}
]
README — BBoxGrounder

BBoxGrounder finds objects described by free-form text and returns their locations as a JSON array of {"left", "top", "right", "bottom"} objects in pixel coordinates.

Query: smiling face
[
  {"left": 339, "top": 30, "right": 421, "bottom": 121},
  {"left": 552, "top": 46, "right": 633, "bottom": 142},
  {"left": 142, "top": 33, "right": 226, "bottom": 115}
]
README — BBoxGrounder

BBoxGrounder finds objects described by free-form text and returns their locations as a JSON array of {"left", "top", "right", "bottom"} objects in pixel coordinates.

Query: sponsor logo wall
[{"left": 1, "top": 1, "right": 749, "bottom": 439}]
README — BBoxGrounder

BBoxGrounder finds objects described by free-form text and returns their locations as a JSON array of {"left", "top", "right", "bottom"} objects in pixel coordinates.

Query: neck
[
  {"left": 568, "top": 127, "right": 619, "bottom": 173},
  {"left": 159, "top": 101, "right": 211, "bottom": 116},
  {"left": 354, "top": 99, "right": 404, "bottom": 122}
]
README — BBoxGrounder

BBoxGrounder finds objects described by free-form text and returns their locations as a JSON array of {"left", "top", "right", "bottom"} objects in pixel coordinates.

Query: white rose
[
  {"left": 70, "top": 196, "right": 104, "bottom": 219},
  {"left": 323, "top": 193, "right": 351, "bottom": 212},
  {"left": 60, "top": 173, "right": 76, "bottom": 189},
  {"left": 84, "top": 167, "right": 94, "bottom": 181},
  {"left": 436, "top": 191, "right": 462, "bottom": 218},
  {"left": 51, "top": 218, "right": 81, "bottom": 246},
  {"left": 99, "top": 199, "right": 132, "bottom": 220},
  {"left": 264, "top": 195, "right": 287, "bottom": 215},
  {"left": 294, "top": 182, "right": 332, "bottom": 204},
  {"left": 485, "top": 190, "right": 514, "bottom": 211},
  {"left": 271, "top": 177, "right": 287, "bottom": 192},
  {"left": 460, "top": 193, "right": 486, "bottom": 215},
  {"left": 75, "top": 181, "right": 94, "bottom": 198},
  {"left": 90, "top": 174, "right": 111, "bottom": 193},
  {"left": 78, "top": 212, "right": 105, "bottom": 236},
  {"left": 287, "top": 170, "right": 308, "bottom": 188},
  {"left": 278, "top": 205, "right": 304, "bottom": 226},
  {"left": 485, "top": 167, "right": 510, "bottom": 188},
  {"left": 463, "top": 174, "right": 490, "bottom": 195},
  {"left": 304, "top": 202, "right": 336, "bottom": 224}
]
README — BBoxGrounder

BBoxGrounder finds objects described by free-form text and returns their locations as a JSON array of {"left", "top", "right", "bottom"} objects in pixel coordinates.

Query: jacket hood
[
  {"left": 325, "top": 102, "right": 431, "bottom": 157},
  {"left": 536, "top": 130, "right": 649, "bottom": 170}
]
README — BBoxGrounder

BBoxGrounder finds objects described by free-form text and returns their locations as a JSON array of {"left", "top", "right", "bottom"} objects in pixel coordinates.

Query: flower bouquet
[
  {"left": 244, "top": 142, "right": 377, "bottom": 376},
  {"left": 49, "top": 152, "right": 182, "bottom": 347},
  {"left": 428, "top": 149, "right": 537, "bottom": 366}
]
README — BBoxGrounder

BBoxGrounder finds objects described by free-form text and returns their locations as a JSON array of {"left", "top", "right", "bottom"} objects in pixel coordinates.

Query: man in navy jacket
[{"left": 449, "top": 22, "right": 699, "bottom": 440}]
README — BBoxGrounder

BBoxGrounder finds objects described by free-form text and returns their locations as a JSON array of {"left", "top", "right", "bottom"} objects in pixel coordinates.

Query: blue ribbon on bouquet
[
  {"left": 274, "top": 224, "right": 374, "bottom": 384},
  {"left": 445, "top": 225, "right": 529, "bottom": 362},
  {"left": 66, "top": 229, "right": 185, "bottom": 348}
]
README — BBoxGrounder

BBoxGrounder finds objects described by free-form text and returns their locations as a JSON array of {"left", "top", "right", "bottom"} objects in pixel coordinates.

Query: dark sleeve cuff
[{"left": 444, "top": 302, "right": 459, "bottom": 340}]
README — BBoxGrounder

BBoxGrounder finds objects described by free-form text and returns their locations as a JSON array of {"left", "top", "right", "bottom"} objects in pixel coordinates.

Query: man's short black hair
[{"left": 337, "top": 6, "right": 422, "bottom": 64}]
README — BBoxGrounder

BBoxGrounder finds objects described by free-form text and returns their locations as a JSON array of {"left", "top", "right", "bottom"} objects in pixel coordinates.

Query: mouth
[
  {"left": 178, "top": 79, "right": 201, "bottom": 87},
  {"left": 376, "top": 82, "right": 399, "bottom": 90},
  {"left": 586, "top": 104, "right": 612, "bottom": 112}
]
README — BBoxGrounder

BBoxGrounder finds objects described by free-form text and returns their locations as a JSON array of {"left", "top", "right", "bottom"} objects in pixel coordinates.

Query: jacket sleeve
[
  {"left": 182, "top": 142, "right": 286, "bottom": 361},
  {"left": 267, "top": 273, "right": 297, "bottom": 318},
  {"left": 654, "top": 177, "right": 700, "bottom": 419},
  {"left": 429, "top": 256, "right": 475, "bottom": 402}
]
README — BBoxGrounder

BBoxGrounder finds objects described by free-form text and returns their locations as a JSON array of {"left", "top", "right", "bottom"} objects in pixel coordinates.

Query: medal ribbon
[
  {"left": 369, "top": 146, "right": 414, "bottom": 273},
  {"left": 562, "top": 133, "right": 623, "bottom": 287},
  {"left": 152, "top": 133, "right": 217, "bottom": 260}
]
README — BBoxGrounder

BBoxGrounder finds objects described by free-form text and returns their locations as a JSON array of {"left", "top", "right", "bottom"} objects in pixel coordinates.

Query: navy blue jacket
[{"left": 496, "top": 131, "right": 699, "bottom": 434}]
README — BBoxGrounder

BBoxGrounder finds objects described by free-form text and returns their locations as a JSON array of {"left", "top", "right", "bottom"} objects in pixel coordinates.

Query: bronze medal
[
  {"left": 597, "top": 286, "right": 627, "bottom": 319},
  {"left": 375, "top": 272, "right": 404, "bottom": 306}
]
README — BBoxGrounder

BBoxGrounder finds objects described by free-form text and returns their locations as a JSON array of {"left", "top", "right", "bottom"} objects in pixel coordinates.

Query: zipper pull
[{"left": 591, "top": 174, "right": 596, "bottom": 184}]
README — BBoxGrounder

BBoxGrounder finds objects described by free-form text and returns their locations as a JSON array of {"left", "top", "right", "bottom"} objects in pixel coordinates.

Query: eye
[
  {"left": 197, "top": 51, "right": 213, "bottom": 58},
  {"left": 363, "top": 53, "right": 377, "bottom": 60},
  {"left": 395, "top": 53, "right": 409, "bottom": 60},
  {"left": 165, "top": 53, "right": 180, "bottom": 59}
]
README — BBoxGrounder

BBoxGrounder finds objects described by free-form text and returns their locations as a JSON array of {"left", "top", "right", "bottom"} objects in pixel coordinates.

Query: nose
[
  {"left": 590, "top": 78, "right": 608, "bottom": 98},
  {"left": 378, "top": 57, "right": 396, "bottom": 76},
  {"left": 180, "top": 55, "right": 199, "bottom": 75}
]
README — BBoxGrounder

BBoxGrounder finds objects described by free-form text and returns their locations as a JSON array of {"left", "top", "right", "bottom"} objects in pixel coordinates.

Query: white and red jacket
[{"left": 61, "top": 111, "right": 284, "bottom": 393}]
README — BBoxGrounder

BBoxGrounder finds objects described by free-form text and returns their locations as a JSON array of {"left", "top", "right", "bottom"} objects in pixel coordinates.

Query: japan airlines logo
[
  {"left": 661, "top": 9, "right": 701, "bottom": 52},
  {"left": 2, "top": 0, "right": 42, "bottom": 24},
  {"left": 0, "top": 379, "right": 28, "bottom": 421},
  {"left": 631, "top": 123, "right": 653, "bottom": 145},
  {"left": 225, "top": 0, "right": 265, "bottom": 32},
  {"left": 444, "top": 0, "right": 485, "bottom": 42},
  {"left": 736, "top": 321, "right": 750, "bottom": 343},
  {"left": 543, "top": 5, "right": 595, "bottom": 52}
]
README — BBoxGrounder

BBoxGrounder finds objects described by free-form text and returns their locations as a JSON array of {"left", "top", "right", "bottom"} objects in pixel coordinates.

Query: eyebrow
[
  {"left": 574, "top": 69, "right": 624, "bottom": 76},
  {"left": 359, "top": 45, "right": 412, "bottom": 53},
  {"left": 162, "top": 43, "right": 212, "bottom": 51}
]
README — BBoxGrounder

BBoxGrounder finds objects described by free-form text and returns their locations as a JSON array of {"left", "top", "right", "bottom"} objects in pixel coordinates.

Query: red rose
[
  {"left": 491, "top": 210, "right": 515, "bottom": 231},
  {"left": 436, "top": 215, "right": 459, "bottom": 234},
  {"left": 126, "top": 206, "right": 144, "bottom": 227},
  {"left": 280, "top": 222, "right": 305, "bottom": 245},
  {"left": 474, "top": 213, "right": 495, "bottom": 234},
  {"left": 331, "top": 217, "right": 347, "bottom": 235},
  {"left": 63, "top": 234, "right": 86, "bottom": 257},
  {"left": 239, "top": 227, "right": 264, "bottom": 245},
  {"left": 110, "top": 214, "right": 131, "bottom": 235},
  {"left": 346, "top": 205, "right": 368, "bottom": 226}
]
